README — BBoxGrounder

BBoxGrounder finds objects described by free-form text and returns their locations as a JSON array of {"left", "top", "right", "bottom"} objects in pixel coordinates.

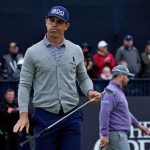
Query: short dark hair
[
  {"left": 112, "top": 74, "right": 119, "bottom": 79},
  {"left": 5, "top": 89, "right": 15, "bottom": 94}
]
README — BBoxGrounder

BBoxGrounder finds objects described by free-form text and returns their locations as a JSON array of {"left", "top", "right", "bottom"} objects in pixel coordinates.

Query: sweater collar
[{"left": 43, "top": 35, "right": 66, "bottom": 48}]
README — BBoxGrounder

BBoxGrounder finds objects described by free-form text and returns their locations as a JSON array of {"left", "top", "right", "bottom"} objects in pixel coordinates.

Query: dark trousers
[{"left": 32, "top": 107, "right": 83, "bottom": 150}]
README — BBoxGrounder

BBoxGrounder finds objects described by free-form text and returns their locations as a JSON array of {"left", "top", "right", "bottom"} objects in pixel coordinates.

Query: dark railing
[
  {"left": 93, "top": 78, "right": 150, "bottom": 96},
  {"left": 0, "top": 79, "right": 150, "bottom": 99}
]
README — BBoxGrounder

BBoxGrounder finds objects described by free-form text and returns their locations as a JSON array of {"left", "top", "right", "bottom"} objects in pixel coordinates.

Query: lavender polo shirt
[{"left": 99, "top": 81, "right": 139, "bottom": 136}]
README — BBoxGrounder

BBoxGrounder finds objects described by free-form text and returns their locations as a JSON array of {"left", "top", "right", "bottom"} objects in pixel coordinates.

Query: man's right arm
[
  {"left": 18, "top": 49, "right": 35, "bottom": 113},
  {"left": 99, "top": 93, "right": 117, "bottom": 148},
  {"left": 13, "top": 49, "right": 35, "bottom": 133}
]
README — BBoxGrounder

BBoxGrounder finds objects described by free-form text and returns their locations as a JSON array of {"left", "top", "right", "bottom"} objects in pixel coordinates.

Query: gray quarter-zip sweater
[{"left": 18, "top": 38, "right": 93, "bottom": 114}]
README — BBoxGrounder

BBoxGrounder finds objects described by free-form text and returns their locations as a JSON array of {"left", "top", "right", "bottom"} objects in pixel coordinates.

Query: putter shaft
[{"left": 20, "top": 89, "right": 113, "bottom": 146}]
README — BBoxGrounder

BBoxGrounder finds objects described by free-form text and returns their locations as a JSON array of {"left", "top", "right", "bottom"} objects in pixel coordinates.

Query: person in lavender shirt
[{"left": 99, "top": 65, "right": 150, "bottom": 150}]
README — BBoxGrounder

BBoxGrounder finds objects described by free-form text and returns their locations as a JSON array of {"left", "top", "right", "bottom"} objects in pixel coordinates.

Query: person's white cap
[{"left": 97, "top": 40, "right": 108, "bottom": 48}]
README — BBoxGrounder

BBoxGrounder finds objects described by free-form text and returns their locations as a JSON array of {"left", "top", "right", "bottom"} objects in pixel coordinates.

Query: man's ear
[
  {"left": 45, "top": 18, "right": 48, "bottom": 25},
  {"left": 45, "top": 18, "right": 48, "bottom": 22},
  {"left": 65, "top": 23, "right": 70, "bottom": 31}
]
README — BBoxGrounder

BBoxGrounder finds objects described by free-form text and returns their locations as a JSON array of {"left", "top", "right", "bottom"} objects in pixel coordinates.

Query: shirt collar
[
  {"left": 110, "top": 80, "right": 122, "bottom": 90},
  {"left": 43, "top": 35, "right": 66, "bottom": 48}
]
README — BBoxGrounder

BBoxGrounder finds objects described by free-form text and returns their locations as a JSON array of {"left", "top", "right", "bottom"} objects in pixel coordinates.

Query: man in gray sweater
[{"left": 13, "top": 6, "right": 101, "bottom": 150}]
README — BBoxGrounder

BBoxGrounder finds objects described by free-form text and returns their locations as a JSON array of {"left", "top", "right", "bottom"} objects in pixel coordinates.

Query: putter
[{"left": 20, "top": 88, "right": 114, "bottom": 147}]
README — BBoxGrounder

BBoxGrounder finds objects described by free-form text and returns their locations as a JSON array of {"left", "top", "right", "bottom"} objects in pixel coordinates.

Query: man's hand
[
  {"left": 100, "top": 136, "right": 109, "bottom": 148},
  {"left": 104, "top": 57, "right": 111, "bottom": 63},
  {"left": 88, "top": 90, "right": 101, "bottom": 103},
  {"left": 13, "top": 112, "right": 30, "bottom": 134},
  {"left": 7, "top": 107, "right": 15, "bottom": 113},
  {"left": 137, "top": 124, "right": 150, "bottom": 135}
]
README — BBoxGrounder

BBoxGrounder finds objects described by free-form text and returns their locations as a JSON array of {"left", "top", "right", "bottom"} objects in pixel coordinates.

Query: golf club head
[{"left": 104, "top": 88, "right": 116, "bottom": 96}]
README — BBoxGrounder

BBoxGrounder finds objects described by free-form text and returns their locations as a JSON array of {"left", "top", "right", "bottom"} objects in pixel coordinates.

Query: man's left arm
[{"left": 130, "top": 112, "right": 150, "bottom": 135}]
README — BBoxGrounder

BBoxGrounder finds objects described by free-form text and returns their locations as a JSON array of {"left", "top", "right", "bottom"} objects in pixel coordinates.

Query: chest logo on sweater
[{"left": 70, "top": 56, "right": 76, "bottom": 66}]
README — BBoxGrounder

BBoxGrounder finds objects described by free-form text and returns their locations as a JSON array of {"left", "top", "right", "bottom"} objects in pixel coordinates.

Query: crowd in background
[
  {"left": 81, "top": 34, "right": 150, "bottom": 80},
  {"left": 0, "top": 42, "right": 23, "bottom": 80},
  {"left": 0, "top": 34, "right": 150, "bottom": 150},
  {"left": 0, "top": 89, "right": 19, "bottom": 150},
  {"left": 0, "top": 89, "right": 34, "bottom": 150},
  {"left": 0, "top": 34, "right": 150, "bottom": 82}
]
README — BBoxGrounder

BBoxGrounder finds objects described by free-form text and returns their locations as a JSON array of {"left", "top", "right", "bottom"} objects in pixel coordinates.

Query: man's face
[
  {"left": 146, "top": 45, "right": 150, "bottom": 53},
  {"left": 9, "top": 46, "right": 19, "bottom": 54},
  {"left": 82, "top": 47, "right": 89, "bottom": 53},
  {"left": 104, "top": 70, "right": 111, "bottom": 77},
  {"left": 5, "top": 91, "right": 15, "bottom": 103},
  {"left": 123, "top": 40, "right": 133, "bottom": 47},
  {"left": 102, "top": 68, "right": 111, "bottom": 77},
  {"left": 121, "top": 74, "right": 129, "bottom": 87},
  {"left": 99, "top": 47, "right": 108, "bottom": 51},
  {"left": 98, "top": 47, "right": 108, "bottom": 56},
  {"left": 45, "top": 16, "right": 70, "bottom": 39}
]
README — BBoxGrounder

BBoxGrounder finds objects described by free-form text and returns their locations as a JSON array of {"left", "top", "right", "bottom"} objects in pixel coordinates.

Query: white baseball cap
[{"left": 97, "top": 40, "right": 108, "bottom": 48}]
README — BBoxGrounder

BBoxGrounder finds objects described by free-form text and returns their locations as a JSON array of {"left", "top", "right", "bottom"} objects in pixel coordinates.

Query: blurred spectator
[
  {"left": 93, "top": 40, "right": 116, "bottom": 78},
  {"left": 80, "top": 42, "right": 96, "bottom": 78},
  {"left": 0, "top": 62, "right": 2, "bottom": 79},
  {"left": 115, "top": 35, "right": 141, "bottom": 76},
  {"left": 2, "top": 42, "right": 24, "bottom": 80},
  {"left": 118, "top": 60, "right": 128, "bottom": 67},
  {"left": 0, "top": 124, "right": 4, "bottom": 150},
  {"left": 141, "top": 41, "right": 150, "bottom": 77},
  {"left": 0, "top": 89, "right": 19, "bottom": 150},
  {"left": 99, "top": 66, "right": 112, "bottom": 80}
]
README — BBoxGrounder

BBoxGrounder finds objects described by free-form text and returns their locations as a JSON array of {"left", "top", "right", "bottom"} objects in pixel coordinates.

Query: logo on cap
[{"left": 51, "top": 9, "right": 64, "bottom": 17}]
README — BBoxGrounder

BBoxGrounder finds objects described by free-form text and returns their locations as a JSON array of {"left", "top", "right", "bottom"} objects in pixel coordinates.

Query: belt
[{"left": 110, "top": 130, "right": 128, "bottom": 134}]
